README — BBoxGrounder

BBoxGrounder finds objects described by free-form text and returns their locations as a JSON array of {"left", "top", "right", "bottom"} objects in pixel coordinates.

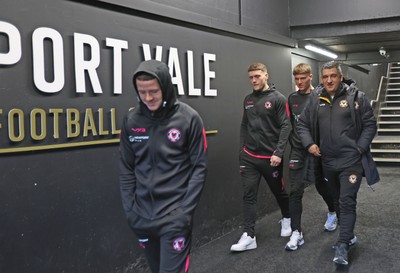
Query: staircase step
[
  {"left": 381, "top": 101, "right": 400, "bottom": 104},
  {"left": 380, "top": 109, "right": 400, "bottom": 115},
  {"left": 380, "top": 102, "right": 400, "bottom": 108},
  {"left": 379, "top": 114, "right": 400, "bottom": 117},
  {"left": 387, "top": 89, "right": 400, "bottom": 94},
  {"left": 385, "top": 97, "right": 400, "bottom": 102},
  {"left": 380, "top": 107, "right": 400, "bottom": 110},
  {"left": 373, "top": 157, "right": 400, "bottom": 163},
  {"left": 377, "top": 128, "right": 400, "bottom": 135},
  {"left": 378, "top": 128, "right": 400, "bottom": 133},
  {"left": 379, "top": 116, "right": 400, "bottom": 122},
  {"left": 378, "top": 121, "right": 400, "bottom": 124},
  {"left": 372, "top": 137, "right": 400, "bottom": 144},
  {"left": 371, "top": 149, "right": 400, "bottom": 153}
]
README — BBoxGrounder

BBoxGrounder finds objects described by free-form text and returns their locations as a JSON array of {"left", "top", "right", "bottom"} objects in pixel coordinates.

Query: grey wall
[
  {"left": 0, "top": 0, "right": 293, "bottom": 272},
  {"left": 102, "top": 0, "right": 292, "bottom": 38},
  {"left": 289, "top": 0, "right": 400, "bottom": 26},
  {"left": 342, "top": 64, "right": 388, "bottom": 100},
  {"left": 241, "top": 0, "right": 290, "bottom": 36}
]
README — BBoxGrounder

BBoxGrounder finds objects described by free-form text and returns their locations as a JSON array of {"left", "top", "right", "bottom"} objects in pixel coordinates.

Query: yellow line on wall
[{"left": 0, "top": 130, "right": 218, "bottom": 154}]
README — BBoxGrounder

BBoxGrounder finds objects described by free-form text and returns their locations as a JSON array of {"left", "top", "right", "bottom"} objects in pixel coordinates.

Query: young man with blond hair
[{"left": 285, "top": 63, "right": 337, "bottom": 251}]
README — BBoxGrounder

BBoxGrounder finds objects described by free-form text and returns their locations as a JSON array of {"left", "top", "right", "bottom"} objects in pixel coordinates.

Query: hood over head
[
  {"left": 132, "top": 60, "right": 177, "bottom": 116},
  {"left": 342, "top": 77, "right": 356, "bottom": 87},
  {"left": 342, "top": 77, "right": 358, "bottom": 95}
]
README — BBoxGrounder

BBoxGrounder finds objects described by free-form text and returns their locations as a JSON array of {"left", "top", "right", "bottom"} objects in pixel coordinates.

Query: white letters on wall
[
  {"left": 0, "top": 21, "right": 217, "bottom": 97},
  {"left": 204, "top": 53, "right": 217, "bottom": 96},
  {"left": 74, "top": 33, "right": 102, "bottom": 94},
  {"left": 142, "top": 43, "right": 163, "bottom": 61},
  {"left": 141, "top": 44, "right": 217, "bottom": 96},
  {"left": 32, "top": 27, "right": 65, "bottom": 93},
  {"left": 187, "top": 50, "right": 201, "bottom": 96},
  {"left": 0, "top": 21, "right": 22, "bottom": 65},
  {"left": 106, "top": 38, "right": 128, "bottom": 94},
  {"left": 168, "top": 47, "right": 184, "bottom": 95}
]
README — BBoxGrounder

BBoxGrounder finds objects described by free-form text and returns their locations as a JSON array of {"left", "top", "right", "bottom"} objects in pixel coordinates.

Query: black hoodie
[
  {"left": 240, "top": 85, "right": 290, "bottom": 158},
  {"left": 119, "top": 60, "right": 208, "bottom": 221}
]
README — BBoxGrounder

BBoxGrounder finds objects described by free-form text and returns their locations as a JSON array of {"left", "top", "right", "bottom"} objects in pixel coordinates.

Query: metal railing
[{"left": 371, "top": 63, "right": 390, "bottom": 119}]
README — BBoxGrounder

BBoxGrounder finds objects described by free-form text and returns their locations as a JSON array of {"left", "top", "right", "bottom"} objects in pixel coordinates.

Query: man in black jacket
[
  {"left": 231, "top": 62, "right": 291, "bottom": 252},
  {"left": 119, "top": 60, "right": 207, "bottom": 273},
  {"left": 298, "top": 61, "right": 379, "bottom": 265},
  {"left": 285, "top": 63, "right": 336, "bottom": 252}
]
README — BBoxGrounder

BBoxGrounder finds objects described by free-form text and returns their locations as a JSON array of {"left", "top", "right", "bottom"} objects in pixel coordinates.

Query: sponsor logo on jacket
[
  {"left": 245, "top": 100, "right": 254, "bottom": 109},
  {"left": 129, "top": 127, "right": 149, "bottom": 142}
]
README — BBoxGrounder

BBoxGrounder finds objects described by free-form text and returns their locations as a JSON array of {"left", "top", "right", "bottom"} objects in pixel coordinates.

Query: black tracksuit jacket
[
  {"left": 119, "top": 60, "right": 207, "bottom": 221},
  {"left": 240, "top": 85, "right": 290, "bottom": 158}
]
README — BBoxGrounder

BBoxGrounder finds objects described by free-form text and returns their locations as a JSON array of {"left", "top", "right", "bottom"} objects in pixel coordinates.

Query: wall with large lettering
[{"left": 0, "top": 0, "right": 293, "bottom": 272}]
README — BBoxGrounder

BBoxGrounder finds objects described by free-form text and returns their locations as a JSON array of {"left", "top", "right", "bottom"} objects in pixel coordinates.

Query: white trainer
[
  {"left": 230, "top": 232, "right": 257, "bottom": 252},
  {"left": 324, "top": 212, "right": 337, "bottom": 232},
  {"left": 280, "top": 218, "right": 292, "bottom": 237},
  {"left": 285, "top": 230, "right": 304, "bottom": 251}
]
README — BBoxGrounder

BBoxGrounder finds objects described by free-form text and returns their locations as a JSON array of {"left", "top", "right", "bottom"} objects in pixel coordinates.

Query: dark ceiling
[{"left": 291, "top": 18, "right": 400, "bottom": 65}]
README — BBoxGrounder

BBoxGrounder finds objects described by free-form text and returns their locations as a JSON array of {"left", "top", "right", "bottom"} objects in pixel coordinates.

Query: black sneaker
[{"left": 333, "top": 243, "right": 349, "bottom": 265}]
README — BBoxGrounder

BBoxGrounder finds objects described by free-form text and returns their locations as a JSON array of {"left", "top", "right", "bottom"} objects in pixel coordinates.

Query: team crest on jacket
[
  {"left": 348, "top": 174, "right": 358, "bottom": 184},
  {"left": 340, "top": 100, "right": 349, "bottom": 108},
  {"left": 172, "top": 237, "right": 186, "bottom": 252},
  {"left": 264, "top": 101, "right": 272, "bottom": 109},
  {"left": 167, "top": 128, "right": 181, "bottom": 142}
]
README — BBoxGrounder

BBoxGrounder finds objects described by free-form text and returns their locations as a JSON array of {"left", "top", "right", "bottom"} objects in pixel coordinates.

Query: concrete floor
[{"left": 189, "top": 166, "right": 400, "bottom": 273}]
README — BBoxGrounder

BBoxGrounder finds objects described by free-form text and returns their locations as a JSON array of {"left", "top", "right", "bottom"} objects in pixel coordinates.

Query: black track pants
[
  {"left": 240, "top": 152, "right": 290, "bottom": 237},
  {"left": 322, "top": 162, "right": 363, "bottom": 245}
]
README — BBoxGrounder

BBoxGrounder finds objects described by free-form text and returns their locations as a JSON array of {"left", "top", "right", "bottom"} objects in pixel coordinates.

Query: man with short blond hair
[{"left": 285, "top": 63, "right": 337, "bottom": 252}]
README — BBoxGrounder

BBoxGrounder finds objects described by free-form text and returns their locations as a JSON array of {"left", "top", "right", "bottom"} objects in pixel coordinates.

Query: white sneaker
[
  {"left": 324, "top": 212, "right": 337, "bottom": 232},
  {"left": 230, "top": 232, "right": 257, "bottom": 252},
  {"left": 280, "top": 218, "right": 292, "bottom": 237},
  {"left": 285, "top": 230, "right": 304, "bottom": 251}
]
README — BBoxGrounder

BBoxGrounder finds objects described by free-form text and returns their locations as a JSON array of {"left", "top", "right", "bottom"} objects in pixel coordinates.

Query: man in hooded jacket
[
  {"left": 119, "top": 60, "right": 207, "bottom": 273},
  {"left": 297, "top": 61, "right": 379, "bottom": 266},
  {"left": 230, "top": 62, "right": 291, "bottom": 252}
]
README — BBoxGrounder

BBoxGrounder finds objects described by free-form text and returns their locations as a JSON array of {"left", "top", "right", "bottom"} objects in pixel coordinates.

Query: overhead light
[{"left": 305, "top": 44, "right": 338, "bottom": 59}]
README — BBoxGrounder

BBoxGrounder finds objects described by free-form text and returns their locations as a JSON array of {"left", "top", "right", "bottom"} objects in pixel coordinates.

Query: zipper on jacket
[{"left": 148, "top": 123, "right": 157, "bottom": 220}]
